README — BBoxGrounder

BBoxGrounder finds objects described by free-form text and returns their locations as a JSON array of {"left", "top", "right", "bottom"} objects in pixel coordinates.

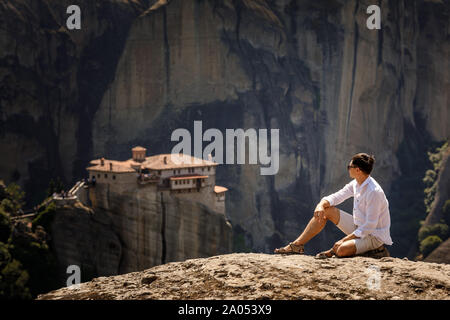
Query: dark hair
[{"left": 351, "top": 153, "right": 375, "bottom": 175}]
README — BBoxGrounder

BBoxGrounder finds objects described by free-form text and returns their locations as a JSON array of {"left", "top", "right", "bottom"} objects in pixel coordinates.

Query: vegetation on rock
[
  {"left": 0, "top": 181, "right": 60, "bottom": 299},
  {"left": 417, "top": 141, "right": 450, "bottom": 258}
]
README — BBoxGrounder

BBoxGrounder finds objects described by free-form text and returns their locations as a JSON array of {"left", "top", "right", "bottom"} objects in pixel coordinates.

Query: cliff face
[
  {"left": 1, "top": 0, "right": 449, "bottom": 257},
  {"left": 37, "top": 253, "right": 450, "bottom": 300},
  {"left": 50, "top": 184, "right": 232, "bottom": 279},
  {"left": 90, "top": 181, "right": 232, "bottom": 273},
  {"left": 0, "top": 0, "right": 149, "bottom": 203},
  {"left": 50, "top": 201, "right": 122, "bottom": 279}
]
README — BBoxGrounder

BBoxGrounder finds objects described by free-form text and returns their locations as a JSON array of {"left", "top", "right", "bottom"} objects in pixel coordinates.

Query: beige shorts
[{"left": 337, "top": 210, "right": 384, "bottom": 254}]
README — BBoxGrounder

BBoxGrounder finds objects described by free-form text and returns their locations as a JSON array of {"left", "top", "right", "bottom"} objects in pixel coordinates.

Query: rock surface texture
[
  {"left": 37, "top": 253, "right": 450, "bottom": 300},
  {"left": 1, "top": 0, "right": 449, "bottom": 257}
]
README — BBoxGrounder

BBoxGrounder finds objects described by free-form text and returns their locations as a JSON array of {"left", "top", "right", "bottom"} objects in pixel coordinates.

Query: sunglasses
[{"left": 347, "top": 164, "right": 357, "bottom": 170}]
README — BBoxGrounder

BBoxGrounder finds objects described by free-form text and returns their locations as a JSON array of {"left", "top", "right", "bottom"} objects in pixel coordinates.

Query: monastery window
[
  {"left": 97, "top": 174, "right": 100, "bottom": 178},
  {"left": 113, "top": 175, "right": 116, "bottom": 180},
  {"left": 173, "top": 170, "right": 176, "bottom": 174},
  {"left": 104, "top": 174, "right": 108, "bottom": 178},
  {"left": 207, "top": 167, "right": 210, "bottom": 171}
]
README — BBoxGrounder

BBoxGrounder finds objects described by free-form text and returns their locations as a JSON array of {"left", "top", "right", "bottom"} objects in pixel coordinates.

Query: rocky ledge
[{"left": 37, "top": 253, "right": 450, "bottom": 300}]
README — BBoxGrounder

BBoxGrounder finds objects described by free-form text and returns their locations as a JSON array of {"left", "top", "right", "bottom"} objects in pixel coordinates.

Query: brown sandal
[{"left": 274, "top": 242, "right": 304, "bottom": 254}]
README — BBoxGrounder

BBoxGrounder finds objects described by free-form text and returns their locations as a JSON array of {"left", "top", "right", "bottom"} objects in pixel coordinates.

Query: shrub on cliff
[
  {"left": 422, "top": 169, "right": 436, "bottom": 186},
  {"left": 0, "top": 208, "right": 11, "bottom": 243},
  {"left": 32, "top": 202, "right": 56, "bottom": 233},
  {"left": 2, "top": 183, "right": 25, "bottom": 216},
  {"left": 0, "top": 199, "right": 15, "bottom": 216},
  {"left": 8, "top": 239, "right": 59, "bottom": 297},
  {"left": 0, "top": 242, "right": 31, "bottom": 300},
  {"left": 46, "top": 178, "right": 64, "bottom": 197},
  {"left": 0, "top": 182, "right": 60, "bottom": 299},
  {"left": 423, "top": 142, "right": 448, "bottom": 214},
  {"left": 420, "top": 235, "right": 443, "bottom": 257},
  {"left": 418, "top": 223, "right": 449, "bottom": 243}
]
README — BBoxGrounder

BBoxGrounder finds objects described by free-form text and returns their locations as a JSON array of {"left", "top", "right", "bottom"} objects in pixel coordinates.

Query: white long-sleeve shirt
[{"left": 322, "top": 176, "right": 393, "bottom": 245}]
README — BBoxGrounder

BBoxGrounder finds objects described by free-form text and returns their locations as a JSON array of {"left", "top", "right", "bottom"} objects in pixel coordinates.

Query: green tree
[
  {"left": 5, "top": 183, "right": 25, "bottom": 205},
  {"left": 0, "top": 242, "right": 10, "bottom": 265},
  {"left": 46, "top": 177, "right": 64, "bottom": 197},
  {"left": 422, "top": 169, "right": 437, "bottom": 186},
  {"left": 0, "top": 242, "right": 31, "bottom": 300},
  {"left": 0, "top": 183, "right": 26, "bottom": 216},
  {"left": 8, "top": 240, "right": 59, "bottom": 297},
  {"left": 418, "top": 223, "right": 449, "bottom": 242},
  {"left": 0, "top": 208, "right": 11, "bottom": 243},
  {"left": 420, "top": 235, "right": 443, "bottom": 257},
  {"left": 0, "top": 182, "right": 61, "bottom": 299},
  {"left": 32, "top": 202, "right": 56, "bottom": 234},
  {"left": 0, "top": 199, "right": 15, "bottom": 215}
]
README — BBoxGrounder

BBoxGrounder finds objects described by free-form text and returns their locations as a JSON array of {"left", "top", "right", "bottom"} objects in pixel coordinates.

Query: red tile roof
[
  {"left": 87, "top": 152, "right": 217, "bottom": 173},
  {"left": 87, "top": 159, "right": 136, "bottom": 173},
  {"left": 143, "top": 154, "right": 218, "bottom": 170}
]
